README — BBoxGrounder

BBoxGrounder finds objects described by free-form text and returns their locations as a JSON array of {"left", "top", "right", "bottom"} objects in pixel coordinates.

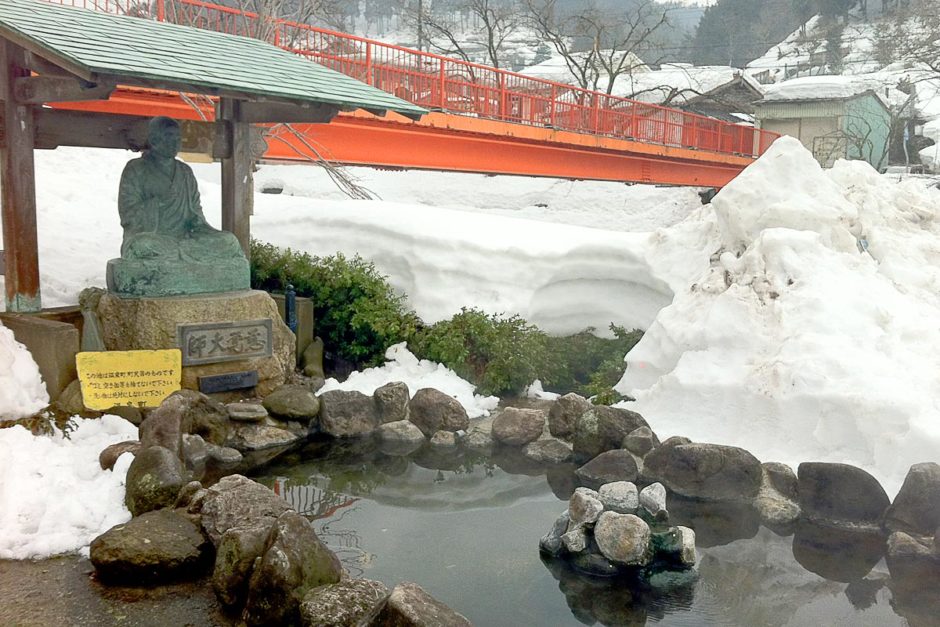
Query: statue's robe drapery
[{"left": 118, "top": 154, "right": 243, "bottom": 262}]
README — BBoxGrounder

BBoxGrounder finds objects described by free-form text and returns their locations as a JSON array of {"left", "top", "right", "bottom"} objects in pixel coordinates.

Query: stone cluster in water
[{"left": 539, "top": 481, "right": 696, "bottom": 576}]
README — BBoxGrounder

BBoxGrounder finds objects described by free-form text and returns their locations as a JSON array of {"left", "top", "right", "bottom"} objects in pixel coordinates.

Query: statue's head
[{"left": 147, "top": 116, "right": 181, "bottom": 159}]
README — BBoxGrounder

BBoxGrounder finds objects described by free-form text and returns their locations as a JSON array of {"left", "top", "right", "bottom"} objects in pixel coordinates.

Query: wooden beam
[
  {"left": 219, "top": 98, "right": 251, "bottom": 257},
  {"left": 0, "top": 42, "right": 41, "bottom": 312},
  {"left": 237, "top": 100, "right": 338, "bottom": 124},
  {"left": 14, "top": 75, "right": 115, "bottom": 104},
  {"left": 22, "top": 51, "right": 80, "bottom": 78}
]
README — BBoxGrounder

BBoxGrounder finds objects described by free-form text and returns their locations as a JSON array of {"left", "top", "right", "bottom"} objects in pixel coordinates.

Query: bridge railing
[{"left": 46, "top": 0, "right": 779, "bottom": 158}]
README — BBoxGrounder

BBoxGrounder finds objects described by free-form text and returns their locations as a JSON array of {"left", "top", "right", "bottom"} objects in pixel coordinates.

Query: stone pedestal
[
  {"left": 106, "top": 257, "right": 250, "bottom": 298},
  {"left": 97, "top": 290, "right": 294, "bottom": 398}
]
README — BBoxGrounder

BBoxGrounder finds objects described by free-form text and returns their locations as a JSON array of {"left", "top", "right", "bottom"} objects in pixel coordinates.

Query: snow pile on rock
[
  {"left": 318, "top": 343, "right": 499, "bottom": 418},
  {"left": 0, "top": 415, "right": 139, "bottom": 559},
  {"left": 618, "top": 136, "right": 940, "bottom": 494},
  {"left": 0, "top": 323, "right": 49, "bottom": 419}
]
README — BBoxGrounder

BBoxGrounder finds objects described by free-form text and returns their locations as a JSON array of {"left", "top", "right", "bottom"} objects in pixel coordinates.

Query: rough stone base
[
  {"left": 107, "top": 257, "right": 250, "bottom": 298},
  {"left": 0, "top": 314, "right": 79, "bottom": 401},
  {"left": 97, "top": 290, "right": 294, "bottom": 398}
]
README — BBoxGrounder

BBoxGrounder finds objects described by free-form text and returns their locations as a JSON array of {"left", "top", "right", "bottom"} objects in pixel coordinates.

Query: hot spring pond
[{"left": 254, "top": 439, "right": 934, "bottom": 627}]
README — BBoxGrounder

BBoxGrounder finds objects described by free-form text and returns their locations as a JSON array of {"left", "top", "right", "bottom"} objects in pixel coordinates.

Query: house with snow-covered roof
[{"left": 755, "top": 75, "right": 892, "bottom": 169}]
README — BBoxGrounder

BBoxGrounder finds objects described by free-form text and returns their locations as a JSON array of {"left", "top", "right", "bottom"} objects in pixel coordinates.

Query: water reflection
[{"left": 254, "top": 440, "right": 921, "bottom": 626}]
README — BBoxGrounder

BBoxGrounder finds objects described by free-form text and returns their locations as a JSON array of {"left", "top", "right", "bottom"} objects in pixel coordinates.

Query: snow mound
[
  {"left": 318, "top": 343, "right": 499, "bottom": 419},
  {"left": 0, "top": 415, "right": 138, "bottom": 559},
  {"left": 0, "top": 322, "right": 49, "bottom": 419},
  {"left": 618, "top": 138, "right": 940, "bottom": 495}
]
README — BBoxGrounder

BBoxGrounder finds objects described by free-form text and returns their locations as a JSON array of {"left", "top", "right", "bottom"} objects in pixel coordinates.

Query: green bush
[
  {"left": 546, "top": 324, "right": 643, "bottom": 404},
  {"left": 250, "top": 241, "right": 419, "bottom": 370},
  {"left": 411, "top": 308, "right": 559, "bottom": 396}
]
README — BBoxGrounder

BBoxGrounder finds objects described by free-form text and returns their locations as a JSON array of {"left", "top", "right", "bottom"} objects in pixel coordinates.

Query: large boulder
[
  {"left": 548, "top": 393, "right": 592, "bottom": 438},
  {"left": 797, "top": 462, "right": 890, "bottom": 528},
  {"left": 374, "top": 582, "right": 472, "bottom": 627},
  {"left": 598, "top": 481, "right": 638, "bottom": 514},
  {"left": 572, "top": 406, "right": 649, "bottom": 460},
  {"left": 200, "top": 474, "right": 292, "bottom": 546},
  {"left": 755, "top": 465, "right": 801, "bottom": 529},
  {"left": 622, "top": 426, "right": 660, "bottom": 458},
  {"left": 172, "top": 389, "right": 230, "bottom": 446},
  {"left": 408, "top": 388, "right": 469, "bottom": 437},
  {"left": 884, "top": 462, "right": 940, "bottom": 536},
  {"left": 377, "top": 420, "right": 427, "bottom": 456},
  {"left": 575, "top": 449, "right": 639, "bottom": 490},
  {"left": 594, "top": 512, "right": 651, "bottom": 566},
  {"left": 643, "top": 441, "right": 762, "bottom": 502},
  {"left": 762, "top": 462, "right": 799, "bottom": 500},
  {"left": 227, "top": 422, "right": 302, "bottom": 452},
  {"left": 318, "top": 389, "right": 380, "bottom": 437},
  {"left": 124, "top": 445, "right": 186, "bottom": 516},
  {"left": 492, "top": 408, "right": 545, "bottom": 447},
  {"left": 243, "top": 511, "right": 343, "bottom": 626},
  {"left": 374, "top": 381, "right": 410, "bottom": 423},
  {"left": 886, "top": 530, "right": 940, "bottom": 586},
  {"left": 212, "top": 523, "right": 272, "bottom": 609},
  {"left": 138, "top": 395, "right": 188, "bottom": 456},
  {"left": 89, "top": 509, "right": 210, "bottom": 582},
  {"left": 263, "top": 384, "right": 320, "bottom": 424},
  {"left": 99, "top": 440, "right": 141, "bottom": 471},
  {"left": 300, "top": 579, "right": 390, "bottom": 627}
]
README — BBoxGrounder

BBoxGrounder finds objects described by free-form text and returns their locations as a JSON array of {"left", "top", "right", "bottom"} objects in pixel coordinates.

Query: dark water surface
[{"left": 256, "top": 440, "right": 935, "bottom": 627}]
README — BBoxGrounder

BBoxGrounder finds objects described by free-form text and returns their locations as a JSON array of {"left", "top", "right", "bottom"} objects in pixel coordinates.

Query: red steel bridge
[{"left": 45, "top": 0, "right": 779, "bottom": 187}]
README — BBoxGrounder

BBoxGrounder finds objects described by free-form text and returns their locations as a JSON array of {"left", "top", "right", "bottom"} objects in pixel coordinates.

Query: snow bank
[
  {"left": 318, "top": 343, "right": 499, "bottom": 419},
  {"left": 0, "top": 415, "right": 138, "bottom": 559},
  {"left": 618, "top": 136, "right": 940, "bottom": 494},
  {"left": 0, "top": 323, "right": 49, "bottom": 419}
]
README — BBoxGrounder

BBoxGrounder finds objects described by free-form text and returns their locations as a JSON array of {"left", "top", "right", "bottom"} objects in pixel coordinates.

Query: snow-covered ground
[{"left": 2, "top": 133, "right": 940, "bottom": 558}]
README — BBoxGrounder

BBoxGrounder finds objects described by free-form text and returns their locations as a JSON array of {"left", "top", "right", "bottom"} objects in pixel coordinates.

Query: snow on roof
[{"left": 760, "top": 74, "right": 892, "bottom": 105}]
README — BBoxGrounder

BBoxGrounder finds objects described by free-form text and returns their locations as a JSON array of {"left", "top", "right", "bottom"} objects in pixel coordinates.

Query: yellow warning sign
[{"left": 76, "top": 349, "right": 182, "bottom": 411}]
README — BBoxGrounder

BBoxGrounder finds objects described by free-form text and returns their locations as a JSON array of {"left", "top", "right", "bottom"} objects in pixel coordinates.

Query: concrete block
[{"left": 0, "top": 314, "right": 79, "bottom": 401}]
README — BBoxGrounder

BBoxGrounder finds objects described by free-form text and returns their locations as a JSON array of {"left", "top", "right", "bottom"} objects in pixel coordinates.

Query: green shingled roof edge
[{"left": 0, "top": 0, "right": 427, "bottom": 119}]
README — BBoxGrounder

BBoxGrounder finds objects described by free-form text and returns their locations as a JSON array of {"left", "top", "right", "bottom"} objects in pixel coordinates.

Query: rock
[
  {"left": 99, "top": 440, "right": 141, "bottom": 471},
  {"left": 227, "top": 403, "right": 268, "bottom": 423},
  {"left": 651, "top": 526, "right": 696, "bottom": 567},
  {"left": 639, "top": 482, "right": 668, "bottom": 522},
  {"left": 572, "top": 406, "right": 649, "bottom": 460},
  {"left": 318, "top": 389, "right": 379, "bottom": 437},
  {"left": 884, "top": 462, "right": 940, "bottom": 536},
  {"left": 300, "top": 578, "right": 389, "bottom": 627},
  {"left": 227, "top": 422, "right": 301, "bottom": 452},
  {"left": 375, "top": 581, "right": 472, "bottom": 627},
  {"left": 105, "top": 404, "right": 143, "bottom": 426},
  {"left": 569, "top": 487, "right": 604, "bottom": 525},
  {"left": 139, "top": 395, "right": 187, "bottom": 456},
  {"left": 263, "top": 384, "right": 320, "bottom": 424},
  {"left": 174, "top": 481, "right": 204, "bottom": 509},
  {"left": 200, "top": 474, "right": 292, "bottom": 546},
  {"left": 886, "top": 531, "right": 940, "bottom": 583},
  {"left": 643, "top": 441, "right": 762, "bottom": 502},
  {"left": 523, "top": 438, "right": 573, "bottom": 464},
  {"left": 124, "top": 445, "right": 186, "bottom": 516},
  {"left": 56, "top": 379, "right": 91, "bottom": 416},
  {"left": 575, "top": 449, "right": 639, "bottom": 490},
  {"left": 374, "top": 381, "right": 410, "bottom": 424},
  {"left": 213, "top": 523, "right": 272, "bottom": 609},
  {"left": 464, "top": 416, "right": 494, "bottom": 453},
  {"left": 430, "top": 430, "right": 457, "bottom": 449},
  {"left": 205, "top": 442, "right": 243, "bottom": 465},
  {"left": 300, "top": 337, "right": 325, "bottom": 379},
  {"left": 570, "top": 552, "right": 623, "bottom": 577},
  {"left": 408, "top": 388, "right": 469, "bottom": 437},
  {"left": 622, "top": 426, "right": 659, "bottom": 457},
  {"left": 97, "top": 290, "right": 294, "bottom": 397},
  {"left": 90, "top": 509, "right": 209, "bottom": 583},
  {"left": 377, "top": 420, "right": 426, "bottom": 456},
  {"left": 755, "top": 466, "right": 801, "bottom": 529},
  {"left": 594, "top": 512, "right": 651, "bottom": 566},
  {"left": 243, "top": 511, "right": 343, "bottom": 626},
  {"left": 762, "top": 461, "right": 798, "bottom": 500},
  {"left": 798, "top": 462, "right": 890, "bottom": 528},
  {"left": 548, "top": 393, "right": 592, "bottom": 439},
  {"left": 181, "top": 433, "right": 209, "bottom": 471},
  {"left": 598, "top": 481, "right": 639, "bottom": 514},
  {"left": 492, "top": 407, "right": 546, "bottom": 446},
  {"left": 561, "top": 526, "right": 589, "bottom": 553},
  {"left": 172, "top": 389, "right": 230, "bottom": 447},
  {"left": 539, "top": 510, "right": 571, "bottom": 556}
]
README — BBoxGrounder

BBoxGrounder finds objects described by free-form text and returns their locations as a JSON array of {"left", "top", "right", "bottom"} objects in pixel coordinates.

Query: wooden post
[
  {"left": 0, "top": 42, "right": 41, "bottom": 312},
  {"left": 219, "top": 98, "right": 251, "bottom": 258}
]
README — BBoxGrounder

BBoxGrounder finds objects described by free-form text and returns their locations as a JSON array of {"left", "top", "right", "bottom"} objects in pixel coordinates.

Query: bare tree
[
  {"left": 398, "top": 0, "right": 525, "bottom": 69},
  {"left": 883, "top": 0, "right": 940, "bottom": 75},
  {"left": 524, "top": 0, "right": 669, "bottom": 94}
]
